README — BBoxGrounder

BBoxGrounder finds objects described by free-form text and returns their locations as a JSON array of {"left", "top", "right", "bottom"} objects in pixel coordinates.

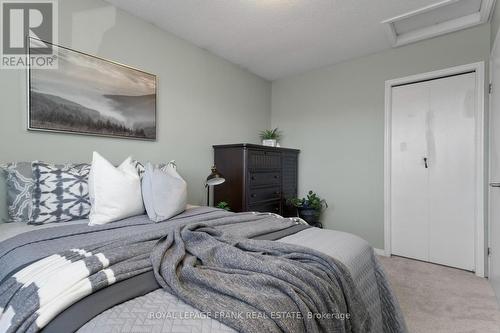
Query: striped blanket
[{"left": 0, "top": 207, "right": 407, "bottom": 333}]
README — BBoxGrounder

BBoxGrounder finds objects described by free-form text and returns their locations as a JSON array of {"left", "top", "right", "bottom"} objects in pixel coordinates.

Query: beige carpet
[{"left": 378, "top": 255, "right": 500, "bottom": 333}]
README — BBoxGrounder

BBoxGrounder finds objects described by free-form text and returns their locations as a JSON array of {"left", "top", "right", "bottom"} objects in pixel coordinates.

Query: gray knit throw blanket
[{"left": 151, "top": 218, "right": 371, "bottom": 333}]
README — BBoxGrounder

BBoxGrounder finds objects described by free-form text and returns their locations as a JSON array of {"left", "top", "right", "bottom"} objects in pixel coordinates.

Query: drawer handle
[
  {"left": 274, "top": 175, "right": 279, "bottom": 179},
  {"left": 274, "top": 207, "right": 279, "bottom": 212},
  {"left": 251, "top": 194, "right": 256, "bottom": 198},
  {"left": 251, "top": 176, "right": 256, "bottom": 180}
]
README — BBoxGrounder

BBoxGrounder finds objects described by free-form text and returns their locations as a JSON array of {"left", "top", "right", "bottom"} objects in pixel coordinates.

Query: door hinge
[
  {"left": 489, "top": 83, "right": 493, "bottom": 94},
  {"left": 488, "top": 247, "right": 492, "bottom": 256}
]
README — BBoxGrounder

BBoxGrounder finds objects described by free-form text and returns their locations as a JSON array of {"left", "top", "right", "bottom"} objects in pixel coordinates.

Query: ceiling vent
[{"left": 382, "top": 0, "right": 495, "bottom": 47}]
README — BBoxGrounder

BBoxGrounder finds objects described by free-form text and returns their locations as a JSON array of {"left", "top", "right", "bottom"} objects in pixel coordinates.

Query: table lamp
[{"left": 205, "top": 165, "right": 225, "bottom": 206}]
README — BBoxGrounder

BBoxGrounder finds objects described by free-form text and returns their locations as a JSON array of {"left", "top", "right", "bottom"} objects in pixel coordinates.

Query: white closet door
[
  {"left": 391, "top": 82, "right": 430, "bottom": 262},
  {"left": 390, "top": 73, "right": 476, "bottom": 271},
  {"left": 427, "top": 73, "right": 476, "bottom": 271}
]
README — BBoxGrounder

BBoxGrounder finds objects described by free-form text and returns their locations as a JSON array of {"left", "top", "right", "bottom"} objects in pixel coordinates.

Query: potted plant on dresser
[
  {"left": 288, "top": 191, "right": 328, "bottom": 228},
  {"left": 259, "top": 128, "right": 282, "bottom": 147}
]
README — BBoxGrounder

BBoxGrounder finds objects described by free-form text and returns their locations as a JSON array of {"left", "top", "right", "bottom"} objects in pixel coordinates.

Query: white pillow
[
  {"left": 142, "top": 162, "right": 187, "bottom": 222},
  {"left": 88, "top": 152, "right": 144, "bottom": 225}
]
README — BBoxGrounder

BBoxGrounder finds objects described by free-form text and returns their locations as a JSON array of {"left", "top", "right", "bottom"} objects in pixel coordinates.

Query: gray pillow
[
  {"left": 142, "top": 162, "right": 187, "bottom": 222},
  {"left": 30, "top": 162, "right": 91, "bottom": 225},
  {"left": 0, "top": 162, "right": 34, "bottom": 223}
]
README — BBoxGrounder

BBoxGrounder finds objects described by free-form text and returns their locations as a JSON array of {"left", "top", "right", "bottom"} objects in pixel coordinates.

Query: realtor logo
[{"left": 1, "top": 0, "right": 58, "bottom": 69}]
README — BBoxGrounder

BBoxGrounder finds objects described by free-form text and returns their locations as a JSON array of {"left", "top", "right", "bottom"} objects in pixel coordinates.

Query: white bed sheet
[
  {"left": 0, "top": 204, "right": 200, "bottom": 242},
  {"left": 0, "top": 219, "right": 89, "bottom": 242}
]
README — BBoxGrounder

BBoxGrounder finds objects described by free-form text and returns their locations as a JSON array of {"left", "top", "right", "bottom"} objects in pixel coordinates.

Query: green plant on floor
[
  {"left": 216, "top": 201, "right": 231, "bottom": 211},
  {"left": 259, "top": 128, "right": 282, "bottom": 140},
  {"left": 288, "top": 191, "right": 328, "bottom": 226},
  {"left": 288, "top": 190, "right": 328, "bottom": 212}
]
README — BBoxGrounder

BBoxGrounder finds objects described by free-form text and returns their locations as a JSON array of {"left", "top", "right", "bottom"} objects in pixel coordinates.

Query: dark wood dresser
[{"left": 213, "top": 144, "right": 300, "bottom": 217}]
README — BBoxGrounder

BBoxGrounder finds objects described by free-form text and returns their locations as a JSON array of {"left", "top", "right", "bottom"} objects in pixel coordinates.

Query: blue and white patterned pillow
[
  {"left": 30, "top": 162, "right": 91, "bottom": 225},
  {"left": 1, "top": 162, "right": 34, "bottom": 223}
]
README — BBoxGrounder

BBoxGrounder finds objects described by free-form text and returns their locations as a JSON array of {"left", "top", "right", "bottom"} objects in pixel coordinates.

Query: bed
[{"left": 0, "top": 207, "right": 407, "bottom": 333}]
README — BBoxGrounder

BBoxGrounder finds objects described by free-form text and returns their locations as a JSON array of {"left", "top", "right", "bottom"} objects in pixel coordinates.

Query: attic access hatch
[{"left": 382, "top": 0, "right": 495, "bottom": 47}]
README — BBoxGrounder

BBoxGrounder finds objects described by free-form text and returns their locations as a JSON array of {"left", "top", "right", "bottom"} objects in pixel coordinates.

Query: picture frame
[{"left": 27, "top": 37, "right": 157, "bottom": 141}]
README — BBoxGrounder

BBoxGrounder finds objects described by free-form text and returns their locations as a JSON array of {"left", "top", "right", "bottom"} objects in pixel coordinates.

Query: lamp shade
[{"left": 206, "top": 166, "right": 225, "bottom": 186}]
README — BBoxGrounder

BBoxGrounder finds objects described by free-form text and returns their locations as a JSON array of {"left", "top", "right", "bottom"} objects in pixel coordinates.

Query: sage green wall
[
  {"left": 0, "top": 0, "right": 271, "bottom": 219},
  {"left": 271, "top": 25, "right": 491, "bottom": 249}
]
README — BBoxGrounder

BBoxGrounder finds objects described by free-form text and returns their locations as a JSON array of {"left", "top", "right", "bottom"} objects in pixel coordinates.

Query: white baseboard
[{"left": 374, "top": 248, "right": 388, "bottom": 256}]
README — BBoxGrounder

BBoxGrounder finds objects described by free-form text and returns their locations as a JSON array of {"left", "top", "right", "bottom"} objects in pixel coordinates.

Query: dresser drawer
[
  {"left": 248, "top": 150, "right": 281, "bottom": 170},
  {"left": 248, "top": 200, "right": 281, "bottom": 214},
  {"left": 248, "top": 186, "right": 281, "bottom": 204},
  {"left": 248, "top": 172, "right": 281, "bottom": 187}
]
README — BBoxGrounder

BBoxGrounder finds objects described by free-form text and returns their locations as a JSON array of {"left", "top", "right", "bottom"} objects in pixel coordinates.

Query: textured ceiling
[{"left": 106, "top": 0, "right": 453, "bottom": 80}]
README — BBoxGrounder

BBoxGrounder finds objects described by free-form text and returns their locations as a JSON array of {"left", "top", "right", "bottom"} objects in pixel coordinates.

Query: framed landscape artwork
[{"left": 28, "top": 37, "right": 157, "bottom": 140}]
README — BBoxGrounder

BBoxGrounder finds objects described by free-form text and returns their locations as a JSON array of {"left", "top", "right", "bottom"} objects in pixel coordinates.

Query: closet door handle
[
  {"left": 490, "top": 182, "right": 500, "bottom": 188},
  {"left": 423, "top": 157, "right": 428, "bottom": 169}
]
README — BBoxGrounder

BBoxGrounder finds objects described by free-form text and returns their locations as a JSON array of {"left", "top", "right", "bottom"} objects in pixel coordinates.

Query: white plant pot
[{"left": 262, "top": 139, "right": 277, "bottom": 147}]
